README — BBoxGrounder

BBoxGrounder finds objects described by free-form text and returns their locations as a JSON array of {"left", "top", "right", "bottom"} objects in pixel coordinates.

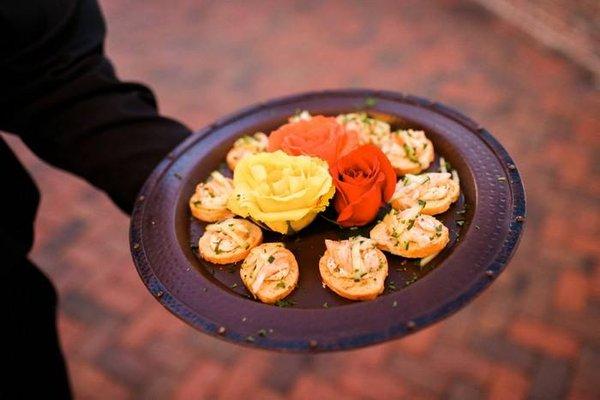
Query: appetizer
[
  {"left": 370, "top": 207, "right": 449, "bottom": 258},
  {"left": 390, "top": 172, "right": 460, "bottom": 215},
  {"left": 240, "top": 243, "right": 299, "bottom": 304},
  {"left": 198, "top": 218, "right": 263, "bottom": 264},
  {"left": 378, "top": 129, "right": 434, "bottom": 175},
  {"left": 288, "top": 110, "right": 312, "bottom": 123},
  {"left": 319, "top": 236, "right": 388, "bottom": 301},
  {"left": 226, "top": 132, "right": 268, "bottom": 170},
  {"left": 336, "top": 112, "right": 391, "bottom": 145},
  {"left": 189, "top": 171, "right": 234, "bottom": 222}
]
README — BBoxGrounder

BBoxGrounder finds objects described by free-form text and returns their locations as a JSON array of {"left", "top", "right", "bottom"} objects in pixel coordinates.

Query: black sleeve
[{"left": 0, "top": 0, "right": 191, "bottom": 213}]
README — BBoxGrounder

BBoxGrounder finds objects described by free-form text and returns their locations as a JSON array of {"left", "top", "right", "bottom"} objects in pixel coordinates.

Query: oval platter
[{"left": 130, "top": 89, "right": 526, "bottom": 352}]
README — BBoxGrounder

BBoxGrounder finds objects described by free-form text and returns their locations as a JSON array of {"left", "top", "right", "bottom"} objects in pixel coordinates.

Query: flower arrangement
[
  {"left": 190, "top": 109, "right": 461, "bottom": 303},
  {"left": 226, "top": 150, "right": 334, "bottom": 234}
]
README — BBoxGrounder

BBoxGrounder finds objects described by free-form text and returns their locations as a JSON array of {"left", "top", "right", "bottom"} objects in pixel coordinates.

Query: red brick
[
  {"left": 57, "top": 313, "right": 87, "bottom": 355},
  {"left": 291, "top": 375, "right": 358, "bottom": 400},
  {"left": 69, "top": 359, "right": 131, "bottom": 400},
  {"left": 568, "top": 388, "right": 598, "bottom": 400},
  {"left": 488, "top": 366, "right": 529, "bottom": 400},
  {"left": 119, "top": 305, "right": 187, "bottom": 348},
  {"left": 173, "top": 359, "right": 225, "bottom": 400},
  {"left": 2, "top": 0, "right": 596, "bottom": 398},
  {"left": 338, "top": 367, "right": 406, "bottom": 399},
  {"left": 388, "top": 353, "right": 448, "bottom": 394},
  {"left": 395, "top": 325, "right": 439, "bottom": 356},
  {"left": 252, "top": 388, "right": 286, "bottom": 400},
  {"left": 215, "top": 351, "right": 271, "bottom": 399},
  {"left": 590, "top": 265, "right": 600, "bottom": 298},
  {"left": 88, "top": 272, "right": 147, "bottom": 316},
  {"left": 508, "top": 319, "right": 580, "bottom": 359},
  {"left": 554, "top": 270, "right": 589, "bottom": 312},
  {"left": 428, "top": 346, "right": 493, "bottom": 383},
  {"left": 352, "top": 343, "right": 390, "bottom": 367}
]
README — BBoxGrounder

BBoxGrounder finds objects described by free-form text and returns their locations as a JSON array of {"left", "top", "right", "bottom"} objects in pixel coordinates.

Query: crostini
[
  {"left": 336, "top": 112, "right": 391, "bottom": 145},
  {"left": 198, "top": 218, "right": 263, "bottom": 264},
  {"left": 319, "top": 236, "right": 389, "bottom": 301},
  {"left": 288, "top": 110, "right": 312, "bottom": 123},
  {"left": 370, "top": 207, "right": 449, "bottom": 258},
  {"left": 226, "top": 132, "right": 268, "bottom": 170},
  {"left": 240, "top": 243, "right": 299, "bottom": 304},
  {"left": 189, "top": 171, "right": 234, "bottom": 222},
  {"left": 378, "top": 129, "right": 434, "bottom": 175},
  {"left": 390, "top": 171, "right": 460, "bottom": 215}
]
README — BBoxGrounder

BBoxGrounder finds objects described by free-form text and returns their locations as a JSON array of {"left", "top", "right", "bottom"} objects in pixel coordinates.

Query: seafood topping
[
  {"left": 336, "top": 113, "right": 391, "bottom": 145},
  {"left": 246, "top": 244, "right": 290, "bottom": 293},
  {"left": 288, "top": 110, "right": 312, "bottom": 123},
  {"left": 379, "top": 129, "right": 431, "bottom": 168},
  {"left": 227, "top": 132, "right": 268, "bottom": 167},
  {"left": 391, "top": 172, "right": 457, "bottom": 208},
  {"left": 385, "top": 207, "right": 445, "bottom": 248},
  {"left": 192, "top": 171, "right": 233, "bottom": 210},
  {"left": 205, "top": 219, "right": 252, "bottom": 254},
  {"left": 325, "top": 237, "right": 382, "bottom": 281}
]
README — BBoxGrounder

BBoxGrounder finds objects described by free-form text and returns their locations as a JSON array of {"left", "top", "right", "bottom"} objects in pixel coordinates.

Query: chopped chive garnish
[
  {"left": 364, "top": 97, "right": 377, "bottom": 107},
  {"left": 275, "top": 299, "right": 296, "bottom": 308}
]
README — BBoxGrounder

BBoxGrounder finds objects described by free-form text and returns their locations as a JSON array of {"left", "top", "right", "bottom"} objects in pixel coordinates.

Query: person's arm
[{"left": 0, "top": 0, "right": 191, "bottom": 213}]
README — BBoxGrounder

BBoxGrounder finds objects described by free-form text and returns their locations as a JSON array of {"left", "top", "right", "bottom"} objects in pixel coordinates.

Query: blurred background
[{"left": 3, "top": 0, "right": 599, "bottom": 398}]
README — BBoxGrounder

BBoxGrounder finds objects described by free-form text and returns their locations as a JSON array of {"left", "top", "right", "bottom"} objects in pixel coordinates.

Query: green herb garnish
[
  {"left": 364, "top": 97, "right": 377, "bottom": 107},
  {"left": 275, "top": 299, "right": 296, "bottom": 308},
  {"left": 403, "top": 144, "right": 419, "bottom": 163},
  {"left": 214, "top": 239, "right": 222, "bottom": 254}
]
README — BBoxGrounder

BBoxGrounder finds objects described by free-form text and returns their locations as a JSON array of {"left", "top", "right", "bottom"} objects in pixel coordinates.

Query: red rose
[
  {"left": 331, "top": 145, "right": 397, "bottom": 227},
  {"left": 267, "top": 116, "right": 359, "bottom": 166}
]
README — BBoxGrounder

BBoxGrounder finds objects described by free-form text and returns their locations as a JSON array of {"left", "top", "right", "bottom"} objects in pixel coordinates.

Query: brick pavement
[{"left": 3, "top": 0, "right": 599, "bottom": 398}]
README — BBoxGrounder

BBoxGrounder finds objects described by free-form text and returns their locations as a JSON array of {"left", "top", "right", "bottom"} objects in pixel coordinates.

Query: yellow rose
[{"left": 227, "top": 151, "right": 335, "bottom": 234}]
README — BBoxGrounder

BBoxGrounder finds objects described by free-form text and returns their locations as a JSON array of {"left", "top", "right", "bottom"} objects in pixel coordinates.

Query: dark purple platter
[{"left": 130, "top": 89, "right": 525, "bottom": 352}]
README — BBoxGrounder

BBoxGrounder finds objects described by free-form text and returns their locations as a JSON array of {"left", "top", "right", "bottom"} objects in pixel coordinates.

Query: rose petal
[
  {"left": 331, "top": 144, "right": 397, "bottom": 226},
  {"left": 336, "top": 185, "right": 383, "bottom": 226}
]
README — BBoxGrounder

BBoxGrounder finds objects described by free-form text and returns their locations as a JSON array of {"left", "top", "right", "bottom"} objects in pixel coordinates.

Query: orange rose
[
  {"left": 331, "top": 145, "right": 396, "bottom": 227},
  {"left": 267, "top": 116, "right": 359, "bottom": 166}
]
